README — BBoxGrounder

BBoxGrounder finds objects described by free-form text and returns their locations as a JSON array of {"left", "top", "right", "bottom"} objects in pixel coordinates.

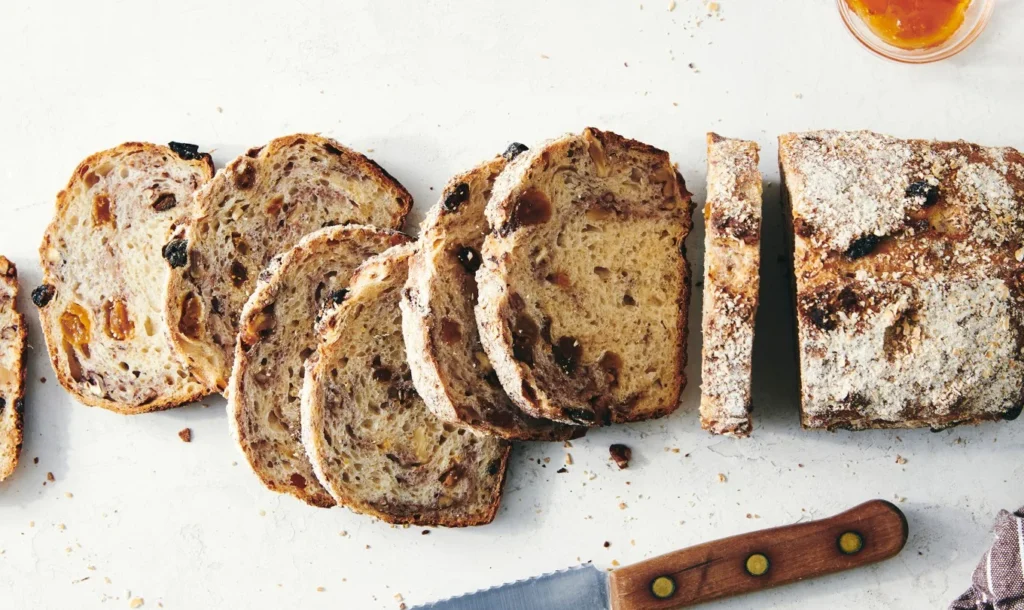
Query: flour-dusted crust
[
  {"left": 402, "top": 152, "right": 584, "bottom": 441},
  {"left": 700, "top": 134, "right": 762, "bottom": 437},
  {"left": 37, "top": 143, "right": 214, "bottom": 413},
  {"left": 228, "top": 226, "right": 410, "bottom": 507},
  {"left": 780, "top": 130, "right": 1024, "bottom": 430},
  {"left": 0, "top": 258, "right": 27, "bottom": 480},
  {"left": 475, "top": 128, "right": 694, "bottom": 426},
  {"left": 166, "top": 134, "right": 412, "bottom": 392},
  {"left": 302, "top": 244, "right": 509, "bottom": 526}
]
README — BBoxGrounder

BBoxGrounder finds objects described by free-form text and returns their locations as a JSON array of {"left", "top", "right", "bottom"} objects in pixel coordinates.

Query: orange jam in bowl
[{"left": 838, "top": 0, "right": 993, "bottom": 63}]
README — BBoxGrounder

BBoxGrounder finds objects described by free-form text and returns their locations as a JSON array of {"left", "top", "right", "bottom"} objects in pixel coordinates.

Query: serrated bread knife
[{"left": 413, "top": 499, "right": 908, "bottom": 610}]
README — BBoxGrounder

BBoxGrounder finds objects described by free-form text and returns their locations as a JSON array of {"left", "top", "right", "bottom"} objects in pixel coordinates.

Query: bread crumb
[
  {"left": 29, "top": 521, "right": 34, "bottom": 527},
  {"left": 707, "top": 1, "right": 720, "bottom": 13},
  {"left": 65, "top": 492, "right": 74, "bottom": 499},
  {"left": 543, "top": 457, "right": 550, "bottom": 463},
  {"left": 394, "top": 593, "right": 404, "bottom": 601},
  {"left": 47, "top": 472, "right": 55, "bottom": 482},
  {"left": 87, "top": 566, "right": 96, "bottom": 571},
  {"left": 671, "top": 448, "right": 680, "bottom": 453},
  {"left": 316, "top": 587, "right": 325, "bottom": 592},
  {"left": 565, "top": 453, "right": 573, "bottom": 465},
  {"left": 216, "top": 106, "right": 223, "bottom": 113},
  {"left": 630, "top": 539, "right": 636, "bottom": 546},
  {"left": 668, "top": 0, "right": 676, "bottom": 9},
  {"left": 178, "top": 428, "right": 192, "bottom": 443},
  {"left": 895, "top": 455, "right": 908, "bottom": 465},
  {"left": 603, "top": 541, "right": 611, "bottom": 548},
  {"left": 717, "top": 473, "right": 727, "bottom": 483},
  {"left": 129, "top": 598, "right": 144, "bottom": 608},
  {"left": 794, "top": 93, "right": 803, "bottom": 99},
  {"left": 611, "top": 559, "right": 621, "bottom": 566},
  {"left": 609, "top": 444, "right": 632, "bottom": 469},
  {"left": 57, "top": 523, "right": 66, "bottom": 531},
  {"left": 563, "top": 440, "right": 573, "bottom": 448},
  {"left": 258, "top": 510, "right": 266, "bottom": 517},
  {"left": 421, "top": 530, "right": 430, "bottom": 535},
  {"left": 618, "top": 502, "right": 628, "bottom": 510},
  {"left": 540, "top": 54, "right": 550, "bottom": 59},
  {"left": 339, "top": 530, "right": 348, "bottom": 536}
]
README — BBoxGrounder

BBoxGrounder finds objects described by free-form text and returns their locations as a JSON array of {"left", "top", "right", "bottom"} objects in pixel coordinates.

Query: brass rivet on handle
[
  {"left": 838, "top": 531, "right": 864, "bottom": 555},
  {"left": 650, "top": 575, "right": 677, "bottom": 599},
  {"left": 745, "top": 553, "right": 770, "bottom": 576}
]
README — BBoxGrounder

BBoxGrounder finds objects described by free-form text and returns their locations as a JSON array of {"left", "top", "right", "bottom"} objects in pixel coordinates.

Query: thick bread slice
[
  {"left": 780, "top": 130, "right": 1024, "bottom": 430},
  {"left": 402, "top": 151, "right": 584, "bottom": 441},
  {"left": 37, "top": 143, "right": 214, "bottom": 412},
  {"left": 0, "top": 257, "right": 27, "bottom": 481},
  {"left": 302, "top": 244, "right": 510, "bottom": 526},
  {"left": 700, "top": 134, "right": 762, "bottom": 437},
  {"left": 228, "top": 225, "right": 410, "bottom": 507},
  {"left": 166, "top": 134, "right": 413, "bottom": 392},
  {"left": 476, "top": 128, "right": 694, "bottom": 426}
]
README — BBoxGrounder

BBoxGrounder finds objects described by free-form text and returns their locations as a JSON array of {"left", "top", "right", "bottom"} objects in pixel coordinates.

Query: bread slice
[
  {"left": 301, "top": 244, "right": 510, "bottom": 526},
  {"left": 475, "top": 128, "right": 694, "bottom": 426},
  {"left": 36, "top": 142, "right": 214, "bottom": 412},
  {"left": 402, "top": 150, "right": 584, "bottom": 441},
  {"left": 780, "top": 130, "right": 1024, "bottom": 430},
  {"left": 700, "top": 134, "right": 762, "bottom": 437},
  {"left": 228, "top": 225, "right": 410, "bottom": 507},
  {"left": 165, "top": 134, "right": 412, "bottom": 392},
  {"left": 0, "top": 257, "right": 27, "bottom": 481}
]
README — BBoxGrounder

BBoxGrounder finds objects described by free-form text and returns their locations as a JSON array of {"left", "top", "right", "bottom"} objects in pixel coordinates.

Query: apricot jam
[{"left": 844, "top": 0, "right": 971, "bottom": 50}]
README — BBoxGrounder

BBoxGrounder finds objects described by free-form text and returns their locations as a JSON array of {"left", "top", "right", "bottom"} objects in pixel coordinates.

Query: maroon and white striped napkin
[{"left": 950, "top": 506, "right": 1024, "bottom": 610}]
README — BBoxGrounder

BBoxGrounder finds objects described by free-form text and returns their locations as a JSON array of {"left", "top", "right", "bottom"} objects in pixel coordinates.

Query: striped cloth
[{"left": 951, "top": 506, "right": 1024, "bottom": 610}]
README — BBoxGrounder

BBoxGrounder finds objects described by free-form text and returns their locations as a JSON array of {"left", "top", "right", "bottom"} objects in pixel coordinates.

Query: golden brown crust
[
  {"left": 0, "top": 256, "right": 26, "bottom": 481},
  {"left": 780, "top": 130, "right": 1024, "bottom": 430}
]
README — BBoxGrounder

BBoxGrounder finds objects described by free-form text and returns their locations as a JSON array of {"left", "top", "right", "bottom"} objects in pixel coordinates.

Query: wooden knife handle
[{"left": 608, "top": 499, "right": 908, "bottom": 610}]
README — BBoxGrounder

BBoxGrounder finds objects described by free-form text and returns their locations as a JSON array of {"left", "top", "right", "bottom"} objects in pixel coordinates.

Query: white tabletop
[{"left": 2, "top": 1, "right": 1023, "bottom": 608}]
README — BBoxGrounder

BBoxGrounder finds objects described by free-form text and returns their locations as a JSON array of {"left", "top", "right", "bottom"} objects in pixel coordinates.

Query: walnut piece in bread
[
  {"left": 700, "top": 134, "right": 762, "bottom": 437},
  {"left": 0, "top": 257, "right": 27, "bottom": 480},
  {"left": 229, "top": 225, "right": 410, "bottom": 507},
  {"left": 166, "top": 134, "right": 412, "bottom": 392},
  {"left": 302, "top": 244, "right": 509, "bottom": 526},
  {"left": 476, "top": 128, "right": 694, "bottom": 426},
  {"left": 402, "top": 151, "right": 584, "bottom": 441},
  {"left": 37, "top": 143, "right": 214, "bottom": 413},
  {"left": 780, "top": 130, "right": 1024, "bottom": 430}
]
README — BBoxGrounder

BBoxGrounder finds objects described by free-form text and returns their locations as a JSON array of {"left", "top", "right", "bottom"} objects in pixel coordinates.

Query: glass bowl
[{"left": 837, "top": 0, "right": 994, "bottom": 64}]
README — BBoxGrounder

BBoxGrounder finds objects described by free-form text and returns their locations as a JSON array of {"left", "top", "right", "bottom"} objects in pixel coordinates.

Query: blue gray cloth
[{"left": 951, "top": 506, "right": 1024, "bottom": 610}]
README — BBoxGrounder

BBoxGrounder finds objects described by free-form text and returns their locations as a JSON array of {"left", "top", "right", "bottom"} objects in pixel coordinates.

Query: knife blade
[{"left": 413, "top": 499, "right": 907, "bottom": 610}]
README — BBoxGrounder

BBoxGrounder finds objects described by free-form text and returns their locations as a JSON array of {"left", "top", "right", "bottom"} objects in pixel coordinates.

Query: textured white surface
[{"left": 1, "top": 1, "right": 1023, "bottom": 608}]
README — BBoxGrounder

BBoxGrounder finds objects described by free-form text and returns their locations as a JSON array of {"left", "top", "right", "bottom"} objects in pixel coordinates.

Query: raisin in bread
[
  {"left": 166, "top": 134, "right": 412, "bottom": 392},
  {"left": 700, "top": 134, "right": 762, "bottom": 437},
  {"left": 0, "top": 257, "right": 27, "bottom": 481},
  {"left": 402, "top": 149, "right": 584, "bottom": 441},
  {"left": 301, "top": 244, "right": 510, "bottom": 526},
  {"left": 780, "top": 130, "right": 1024, "bottom": 430},
  {"left": 228, "top": 225, "right": 410, "bottom": 507},
  {"left": 475, "top": 128, "right": 694, "bottom": 426},
  {"left": 36, "top": 142, "right": 214, "bottom": 412}
]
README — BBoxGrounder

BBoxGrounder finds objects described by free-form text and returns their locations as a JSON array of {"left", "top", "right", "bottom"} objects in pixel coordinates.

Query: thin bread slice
[
  {"left": 36, "top": 142, "right": 214, "bottom": 412},
  {"left": 166, "top": 134, "right": 413, "bottom": 392},
  {"left": 475, "top": 128, "right": 694, "bottom": 426},
  {"left": 302, "top": 244, "right": 510, "bottom": 526},
  {"left": 700, "top": 134, "right": 762, "bottom": 437},
  {"left": 779, "top": 130, "right": 1024, "bottom": 430},
  {"left": 228, "top": 225, "right": 410, "bottom": 507},
  {"left": 0, "top": 257, "right": 27, "bottom": 481},
  {"left": 402, "top": 149, "right": 584, "bottom": 441}
]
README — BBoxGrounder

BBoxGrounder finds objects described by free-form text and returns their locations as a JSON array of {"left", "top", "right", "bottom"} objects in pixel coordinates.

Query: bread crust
[
  {"left": 37, "top": 142, "right": 214, "bottom": 413},
  {"left": 780, "top": 130, "right": 1024, "bottom": 430},
  {"left": 402, "top": 154, "right": 584, "bottom": 441},
  {"left": 700, "top": 134, "right": 762, "bottom": 437},
  {"left": 228, "top": 225, "right": 410, "bottom": 508},
  {"left": 302, "top": 244, "right": 510, "bottom": 526},
  {"left": 166, "top": 134, "right": 413, "bottom": 392},
  {"left": 476, "top": 128, "right": 694, "bottom": 426},
  {"left": 0, "top": 257, "right": 27, "bottom": 481}
]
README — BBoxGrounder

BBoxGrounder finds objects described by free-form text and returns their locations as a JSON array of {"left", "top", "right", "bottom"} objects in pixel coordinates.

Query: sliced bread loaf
[
  {"left": 36, "top": 142, "right": 214, "bottom": 412},
  {"left": 302, "top": 244, "right": 510, "bottom": 526},
  {"left": 475, "top": 128, "right": 694, "bottom": 426},
  {"left": 165, "top": 134, "right": 412, "bottom": 392},
  {"left": 402, "top": 149, "right": 584, "bottom": 441},
  {"left": 780, "top": 130, "right": 1024, "bottom": 430},
  {"left": 700, "top": 134, "right": 762, "bottom": 437},
  {"left": 0, "top": 257, "right": 27, "bottom": 481},
  {"left": 228, "top": 225, "right": 410, "bottom": 507}
]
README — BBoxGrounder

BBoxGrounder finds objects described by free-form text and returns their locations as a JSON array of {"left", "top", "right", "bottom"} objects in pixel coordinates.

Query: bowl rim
[{"left": 836, "top": 0, "right": 995, "bottom": 64}]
